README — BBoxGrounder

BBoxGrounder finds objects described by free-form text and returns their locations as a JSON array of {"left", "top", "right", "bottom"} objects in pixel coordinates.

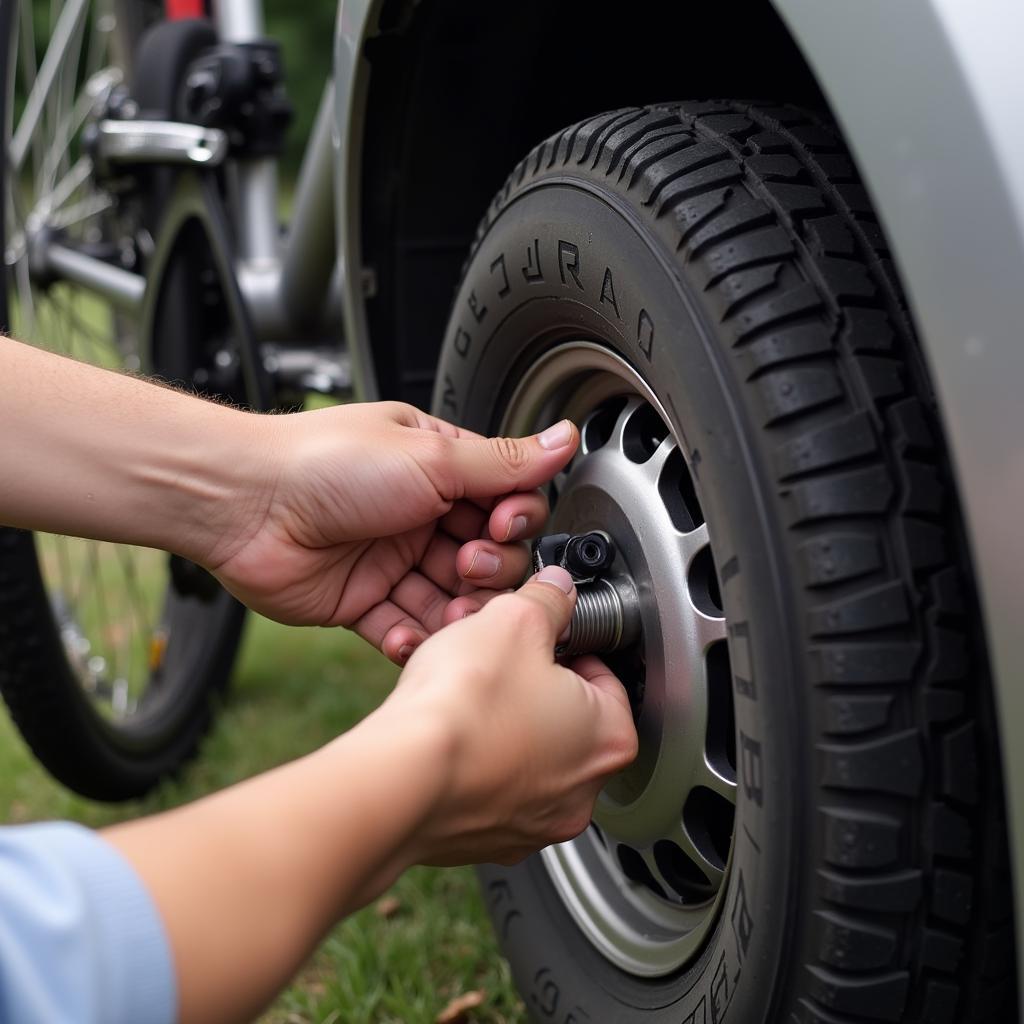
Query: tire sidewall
[{"left": 434, "top": 179, "right": 812, "bottom": 1020}]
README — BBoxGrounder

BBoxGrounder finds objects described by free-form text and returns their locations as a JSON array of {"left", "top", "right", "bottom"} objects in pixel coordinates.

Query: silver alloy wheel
[
  {"left": 501, "top": 342, "right": 738, "bottom": 976},
  {"left": 4, "top": 0, "right": 166, "bottom": 718}
]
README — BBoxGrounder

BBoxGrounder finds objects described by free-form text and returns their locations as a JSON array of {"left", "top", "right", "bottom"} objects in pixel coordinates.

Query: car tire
[{"left": 432, "top": 101, "right": 1015, "bottom": 1022}]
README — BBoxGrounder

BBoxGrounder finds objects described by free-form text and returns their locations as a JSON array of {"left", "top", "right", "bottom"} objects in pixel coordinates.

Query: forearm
[
  {"left": 103, "top": 707, "right": 448, "bottom": 1024},
  {"left": 0, "top": 336, "right": 273, "bottom": 566}
]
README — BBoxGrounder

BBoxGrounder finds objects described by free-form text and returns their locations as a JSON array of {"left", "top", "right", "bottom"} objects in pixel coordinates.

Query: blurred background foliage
[{"left": 264, "top": 0, "right": 337, "bottom": 175}]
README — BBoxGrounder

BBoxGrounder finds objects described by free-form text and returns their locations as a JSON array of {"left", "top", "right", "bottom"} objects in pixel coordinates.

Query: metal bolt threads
[{"left": 559, "top": 575, "right": 642, "bottom": 656}]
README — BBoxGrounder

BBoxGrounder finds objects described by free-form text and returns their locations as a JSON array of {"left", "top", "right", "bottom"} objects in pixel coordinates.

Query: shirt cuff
[{"left": 1, "top": 821, "right": 177, "bottom": 1024}]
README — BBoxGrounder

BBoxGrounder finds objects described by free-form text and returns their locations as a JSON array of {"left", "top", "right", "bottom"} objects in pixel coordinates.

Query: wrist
[
  {"left": 145, "top": 402, "right": 284, "bottom": 568},
  {"left": 328, "top": 698, "right": 457, "bottom": 876}
]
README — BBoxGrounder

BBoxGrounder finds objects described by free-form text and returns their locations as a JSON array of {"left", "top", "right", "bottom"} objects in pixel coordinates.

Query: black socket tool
[{"left": 532, "top": 531, "right": 616, "bottom": 585}]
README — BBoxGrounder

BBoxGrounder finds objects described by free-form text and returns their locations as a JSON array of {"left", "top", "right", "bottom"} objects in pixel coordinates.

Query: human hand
[
  {"left": 206, "top": 402, "right": 578, "bottom": 662},
  {"left": 368, "top": 566, "right": 638, "bottom": 866}
]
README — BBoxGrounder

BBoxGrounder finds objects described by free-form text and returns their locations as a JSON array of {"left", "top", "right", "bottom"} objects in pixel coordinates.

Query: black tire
[
  {"left": 433, "top": 102, "right": 1015, "bottom": 1022},
  {"left": 0, "top": 2, "right": 246, "bottom": 801}
]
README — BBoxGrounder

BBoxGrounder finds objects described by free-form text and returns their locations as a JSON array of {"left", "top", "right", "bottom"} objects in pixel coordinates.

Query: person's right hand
[{"left": 372, "top": 565, "right": 639, "bottom": 867}]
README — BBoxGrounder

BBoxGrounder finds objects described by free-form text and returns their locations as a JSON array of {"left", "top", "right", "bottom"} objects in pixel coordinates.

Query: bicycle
[{"left": 0, "top": 0, "right": 346, "bottom": 800}]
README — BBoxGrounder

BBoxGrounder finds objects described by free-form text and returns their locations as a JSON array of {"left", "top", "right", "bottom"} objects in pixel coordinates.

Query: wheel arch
[{"left": 333, "top": 0, "right": 826, "bottom": 410}]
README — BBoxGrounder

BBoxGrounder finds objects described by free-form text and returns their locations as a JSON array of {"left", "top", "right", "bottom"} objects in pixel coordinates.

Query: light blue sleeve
[{"left": 0, "top": 821, "right": 176, "bottom": 1024}]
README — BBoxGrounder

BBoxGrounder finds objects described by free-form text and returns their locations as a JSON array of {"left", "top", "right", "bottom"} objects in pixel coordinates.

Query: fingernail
[
  {"left": 461, "top": 607, "right": 476, "bottom": 619},
  {"left": 397, "top": 644, "right": 416, "bottom": 663},
  {"left": 535, "top": 565, "right": 574, "bottom": 593},
  {"left": 537, "top": 419, "right": 574, "bottom": 450},
  {"left": 465, "top": 550, "right": 502, "bottom": 579},
  {"left": 504, "top": 514, "right": 529, "bottom": 541}
]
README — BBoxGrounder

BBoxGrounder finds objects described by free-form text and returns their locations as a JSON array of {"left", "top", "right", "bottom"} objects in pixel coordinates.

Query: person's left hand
[{"left": 205, "top": 402, "right": 577, "bottom": 663}]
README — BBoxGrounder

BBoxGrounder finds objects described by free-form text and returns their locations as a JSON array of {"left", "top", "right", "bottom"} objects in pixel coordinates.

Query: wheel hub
[
  {"left": 501, "top": 342, "right": 738, "bottom": 976},
  {"left": 552, "top": 414, "right": 730, "bottom": 852}
]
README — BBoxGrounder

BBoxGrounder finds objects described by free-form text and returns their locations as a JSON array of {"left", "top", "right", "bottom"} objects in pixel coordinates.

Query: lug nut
[{"left": 563, "top": 531, "right": 615, "bottom": 577}]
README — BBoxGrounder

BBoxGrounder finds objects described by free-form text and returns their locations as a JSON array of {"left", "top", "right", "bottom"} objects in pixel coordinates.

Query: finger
[
  {"left": 497, "top": 566, "right": 576, "bottom": 647},
  {"left": 571, "top": 655, "right": 639, "bottom": 768},
  {"left": 417, "top": 529, "right": 524, "bottom": 595},
  {"left": 441, "top": 420, "right": 579, "bottom": 500},
  {"left": 352, "top": 600, "right": 429, "bottom": 664},
  {"left": 456, "top": 538, "right": 531, "bottom": 589},
  {"left": 390, "top": 571, "right": 456, "bottom": 634},
  {"left": 439, "top": 500, "right": 489, "bottom": 542},
  {"left": 441, "top": 588, "right": 507, "bottom": 626},
  {"left": 571, "top": 655, "right": 632, "bottom": 708},
  {"left": 417, "top": 530, "right": 463, "bottom": 593},
  {"left": 488, "top": 491, "right": 550, "bottom": 542}
]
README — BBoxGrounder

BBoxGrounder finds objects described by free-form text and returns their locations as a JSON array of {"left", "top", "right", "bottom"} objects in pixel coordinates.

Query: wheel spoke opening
[
  {"left": 616, "top": 843, "right": 667, "bottom": 900},
  {"left": 580, "top": 395, "right": 627, "bottom": 454},
  {"left": 682, "top": 786, "right": 735, "bottom": 875},
  {"left": 687, "top": 544, "right": 723, "bottom": 618},
  {"left": 652, "top": 838, "right": 714, "bottom": 903},
  {"left": 705, "top": 641, "right": 737, "bottom": 781},
  {"left": 621, "top": 401, "right": 670, "bottom": 463},
  {"left": 658, "top": 446, "right": 705, "bottom": 532}
]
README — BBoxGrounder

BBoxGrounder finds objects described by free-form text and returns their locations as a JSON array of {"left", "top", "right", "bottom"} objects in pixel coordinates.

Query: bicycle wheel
[{"left": 0, "top": 0, "right": 247, "bottom": 801}]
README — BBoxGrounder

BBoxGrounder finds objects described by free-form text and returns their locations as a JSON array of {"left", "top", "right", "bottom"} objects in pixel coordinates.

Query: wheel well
[{"left": 359, "top": 0, "right": 826, "bottom": 407}]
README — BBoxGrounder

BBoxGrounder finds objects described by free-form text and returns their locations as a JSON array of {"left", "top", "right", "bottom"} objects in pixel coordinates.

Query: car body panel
[{"left": 774, "top": 0, "right": 1024, "bottom": 994}]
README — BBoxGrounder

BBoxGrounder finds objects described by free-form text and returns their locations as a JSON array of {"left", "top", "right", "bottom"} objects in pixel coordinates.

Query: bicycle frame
[{"left": 21, "top": 0, "right": 347, "bottom": 393}]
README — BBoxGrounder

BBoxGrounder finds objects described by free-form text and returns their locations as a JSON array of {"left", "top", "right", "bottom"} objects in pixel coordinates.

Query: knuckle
[
  {"left": 510, "top": 597, "right": 549, "bottom": 632},
  {"left": 417, "top": 434, "right": 454, "bottom": 491},
  {"left": 390, "top": 400, "right": 420, "bottom": 423},
  {"left": 552, "top": 812, "right": 592, "bottom": 845},
  {"left": 422, "top": 432, "right": 451, "bottom": 463},
  {"left": 604, "top": 724, "right": 640, "bottom": 772},
  {"left": 489, "top": 435, "right": 529, "bottom": 474},
  {"left": 617, "top": 730, "right": 640, "bottom": 768},
  {"left": 484, "top": 593, "right": 520, "bottom": 622}
]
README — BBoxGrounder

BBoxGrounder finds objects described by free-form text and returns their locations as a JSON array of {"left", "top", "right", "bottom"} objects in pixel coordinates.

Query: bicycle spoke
[
  {"left": 84, "top": 6, "right": 114, "bottom": 82},
  {"left": 114, "top": 544, "right": 155, "bottom": 691},
  {"left": 11, "top": 0, "right": 88, "bottom": 172},
  {"left": 39, "top": 86, "right": 99, "bottom": 196},
  {"left": 46, "top": 288, "right": 82, "bottom": 357},
  {"left": 36, "top": 154, "right": 91, "bottom": 217},
  {"left": 42, "top": 0, "right": 87, "bottom": 196},
  {"left": 16, "top": 0, "right": 44, "bottom": 175},
  {"left": 47, "top": 287, "right": 115, "bottom": 360},
  {"left": 46, "top": 192, "right": 114, "bottom": 230},
  {"left": 14, "top": 254, "right": 36, "bottom": 336},
  {"left": 50, "top": 534, "right": 74, "bottom": 609},
  {"left": 87, "top": 541, "right": 123, "bottom": 688}
]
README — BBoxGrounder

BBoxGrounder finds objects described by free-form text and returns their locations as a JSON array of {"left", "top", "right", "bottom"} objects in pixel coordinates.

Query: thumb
[
  {"left": 445, "top": 420, "right": 579, "bottom": 498},
  {"left": 506, "top": 565, "right": 577, "bottom": 648}
]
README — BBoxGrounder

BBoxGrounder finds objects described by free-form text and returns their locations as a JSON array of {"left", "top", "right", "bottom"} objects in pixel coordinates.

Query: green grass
[{"left": 0, "top": 613, "right": 527, "bottom": 1023}]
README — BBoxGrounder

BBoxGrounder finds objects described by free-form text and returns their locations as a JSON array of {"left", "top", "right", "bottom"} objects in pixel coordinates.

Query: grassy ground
[{"left": 0, "top": 612, "right": 527, "bottom": 1023}]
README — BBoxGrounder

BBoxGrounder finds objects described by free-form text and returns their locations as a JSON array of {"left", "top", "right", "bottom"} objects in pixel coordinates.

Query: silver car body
[{"left": 332, "top": 0, "right": 1024, "bottom": 994}]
